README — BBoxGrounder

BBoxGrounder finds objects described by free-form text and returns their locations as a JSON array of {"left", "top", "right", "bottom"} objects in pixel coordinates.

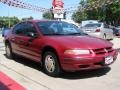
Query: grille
[
  {"left": 106, "top": 47, "right": 114, "bottom": 53},
  {"left": 93, "top": 47, "right": 113, "bottom": 55}
]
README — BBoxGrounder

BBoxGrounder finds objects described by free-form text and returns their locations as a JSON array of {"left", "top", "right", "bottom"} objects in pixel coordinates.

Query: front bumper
[{"left": 61, "top": 50, "right": 118, "bottom": 72}]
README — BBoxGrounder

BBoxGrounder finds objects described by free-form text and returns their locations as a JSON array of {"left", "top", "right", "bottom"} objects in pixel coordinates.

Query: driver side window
[{"left": 24, "top": 22, "right": 37, "bottom": 36}]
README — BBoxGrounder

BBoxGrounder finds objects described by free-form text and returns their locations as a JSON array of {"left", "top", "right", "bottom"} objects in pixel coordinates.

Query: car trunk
[{"left": 82, "top": 27, "right": 99, "bottom": 33}]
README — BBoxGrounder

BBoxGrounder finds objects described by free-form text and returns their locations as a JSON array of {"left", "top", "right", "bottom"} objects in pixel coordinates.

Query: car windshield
[
  {"left": 84, "top": 23, "right": 101, "bottom": 27},
  {"left": 36, "top": 21, "right": 85, "bottom": 36}
]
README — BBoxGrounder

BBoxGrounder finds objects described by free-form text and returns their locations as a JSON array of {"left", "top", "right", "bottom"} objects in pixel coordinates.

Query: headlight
[{"left": 64, "top": 50, "right": 90, "bottom": 55}]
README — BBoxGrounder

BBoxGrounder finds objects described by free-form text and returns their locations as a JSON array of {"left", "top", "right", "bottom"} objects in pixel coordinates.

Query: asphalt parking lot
[{"left": 0, "top": 36, "right": 120, "bottom": 90}]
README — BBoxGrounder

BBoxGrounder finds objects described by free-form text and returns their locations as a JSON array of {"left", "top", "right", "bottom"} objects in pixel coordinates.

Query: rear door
[
  {"left": 11, "top": 22, "right": 41, "bottom": 61},
  {"left": 18, "top": 22, "right": 41, "bottom": 61},
  {"left": 11, "top": 22, "right": 26, "bottom": 54}
]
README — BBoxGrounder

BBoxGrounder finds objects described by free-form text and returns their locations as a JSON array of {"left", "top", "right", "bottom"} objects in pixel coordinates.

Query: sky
[{"left": 0, "top": 0, "right": 80, "bottom": 20}]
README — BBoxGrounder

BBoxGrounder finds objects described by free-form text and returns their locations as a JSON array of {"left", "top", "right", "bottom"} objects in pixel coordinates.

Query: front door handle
[
  {"left": 28, "top": 39, "right": 33, "bottom": 44},
  {"left": 19, "top": 40, "right": 25, "bottom": 43}
]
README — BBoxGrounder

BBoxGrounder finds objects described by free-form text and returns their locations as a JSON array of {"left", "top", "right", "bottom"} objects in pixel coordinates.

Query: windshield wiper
[{"left": 44, "top": 33, "right": 64, "bottom": 35}]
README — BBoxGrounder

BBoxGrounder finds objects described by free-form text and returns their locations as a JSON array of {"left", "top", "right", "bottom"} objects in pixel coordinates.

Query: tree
[
  {"left": 72, "top": 11, "right": 87, "bottom": 23},
  {"left": 72, "top": 0, "right": 120, "bottom": 25},
  {"left": 0, "top": 16, "right": 34, "bottom": 28},
  {"left": 0, "top": 16, "right": 19, "bottom": 28},
  {"left": 9, "top": 16, "right": 20, "bottom": 27},
  {"left": 42, "top": 10, "right": 54, "bottom": 19},
  {"left": 72, "top": 0, "right": 87, "bottom": 23},
  {"left": 22, "top": 16, "right": 33, "bottom": 21}
]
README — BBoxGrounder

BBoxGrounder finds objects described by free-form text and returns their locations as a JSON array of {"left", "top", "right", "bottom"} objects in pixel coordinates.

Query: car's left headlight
[{"left": 64, "top": 49, "right": 90, "bottom": 55}]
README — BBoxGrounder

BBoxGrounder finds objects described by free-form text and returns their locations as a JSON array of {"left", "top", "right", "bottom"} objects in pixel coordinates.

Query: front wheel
[{"left": 43, "top": 51, "right": 62, "bottom": 77}]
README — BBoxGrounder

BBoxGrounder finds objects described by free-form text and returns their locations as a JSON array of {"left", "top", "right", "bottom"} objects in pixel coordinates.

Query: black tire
[
  {"left": 5, "top": 43, "right": 14, "bottom": 59},
  {"left": 43, "top": 51, "right": 62, "bottom": 77}
]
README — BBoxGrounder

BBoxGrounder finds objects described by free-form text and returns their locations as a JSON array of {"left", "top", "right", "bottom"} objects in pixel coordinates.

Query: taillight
[{"left": 96, "top": 29, "right": 100, "bottom": 32}]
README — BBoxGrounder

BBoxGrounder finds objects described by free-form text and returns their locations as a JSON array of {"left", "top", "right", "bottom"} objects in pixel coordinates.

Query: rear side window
[
  {"left": 12, "top": 22, "right": 37, "bottom": 36},
  {"left": 12, "top": 23, "right": 25, "bottom": 35}
]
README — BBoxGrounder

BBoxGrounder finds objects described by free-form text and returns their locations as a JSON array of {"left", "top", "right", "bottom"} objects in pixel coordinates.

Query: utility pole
[{"left": 8, "top": 6, "right": 10, "bottom": 28}]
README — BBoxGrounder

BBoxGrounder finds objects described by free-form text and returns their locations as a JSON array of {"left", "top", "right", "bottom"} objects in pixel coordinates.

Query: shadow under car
[{"left": 4, "top": 54, "right": 111, "bottom": 79}]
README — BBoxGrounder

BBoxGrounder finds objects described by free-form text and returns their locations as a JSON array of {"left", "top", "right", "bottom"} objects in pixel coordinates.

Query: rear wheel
[
  {"left": 5, "top": 43, "right": 14, "bottom": 59},
  {"left": 43, "top": 51, "right": 62, "bottom": 77}
]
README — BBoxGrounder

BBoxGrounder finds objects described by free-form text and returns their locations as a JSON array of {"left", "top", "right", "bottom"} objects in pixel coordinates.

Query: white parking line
[{"left": 0, "top": 63, "right": 52, "bottom": 90}]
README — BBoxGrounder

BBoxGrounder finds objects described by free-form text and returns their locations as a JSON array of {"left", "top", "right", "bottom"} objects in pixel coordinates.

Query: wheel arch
[
  {"left": 41, "top": 46, "right": 62, "bottom": 68},
  {"left": 5, "top": 40, "right": 11, "bottom": 46}
]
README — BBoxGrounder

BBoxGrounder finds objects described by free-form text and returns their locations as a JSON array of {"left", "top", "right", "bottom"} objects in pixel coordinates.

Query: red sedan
[{"left": 4, "top": 20, "right": 118, "bottom": 76}]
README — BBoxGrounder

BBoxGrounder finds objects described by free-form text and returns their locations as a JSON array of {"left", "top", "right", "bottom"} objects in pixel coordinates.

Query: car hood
[{"left": 45, "top": 35, "right": 113, "bottom": 49}]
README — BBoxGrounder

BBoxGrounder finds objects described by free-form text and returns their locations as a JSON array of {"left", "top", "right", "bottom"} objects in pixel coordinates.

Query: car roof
[{"left": 27, "top": 20, "right": 60, "bottom": 23}]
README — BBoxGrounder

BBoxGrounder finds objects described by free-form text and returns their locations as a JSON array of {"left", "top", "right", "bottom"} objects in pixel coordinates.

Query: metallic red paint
[{"left": 5, "top": 20, "right": 118, "bottom": 72}]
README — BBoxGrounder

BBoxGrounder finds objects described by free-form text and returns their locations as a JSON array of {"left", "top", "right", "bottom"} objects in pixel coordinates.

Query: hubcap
[
  {"left": 45, "top": 55, "right": 55, "bottom": 73},
  {"left": 6, "top": 45, "right": 11, "bottom": 57}
]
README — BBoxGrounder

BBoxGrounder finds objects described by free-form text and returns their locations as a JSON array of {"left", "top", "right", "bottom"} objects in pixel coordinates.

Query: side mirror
[{"left": 27, "top": 32, "right": 38, "bottom": 38}]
